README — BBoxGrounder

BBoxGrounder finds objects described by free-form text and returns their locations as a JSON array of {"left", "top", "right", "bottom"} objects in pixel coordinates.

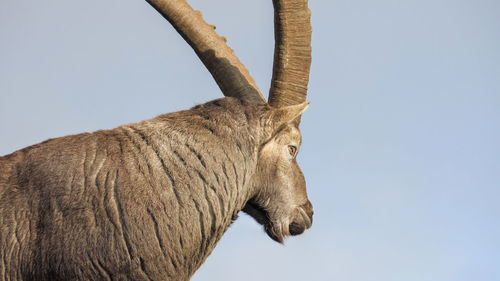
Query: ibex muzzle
[{"left": 1, "top": 0, "right": 313, "bottom": 279}]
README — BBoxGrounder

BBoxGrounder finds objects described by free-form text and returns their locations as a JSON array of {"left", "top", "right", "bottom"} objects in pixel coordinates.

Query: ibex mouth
[
  {"left": 242, "top": 199, "right": 285, "bottom": 243},
  {"left": 243, "top": 199, "right": 313, "bottom": 244}
]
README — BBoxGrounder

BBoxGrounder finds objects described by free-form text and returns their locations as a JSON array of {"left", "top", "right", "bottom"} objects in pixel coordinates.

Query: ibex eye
[{"left": 288, "top": 145, "right": 297, "bottom": 156}]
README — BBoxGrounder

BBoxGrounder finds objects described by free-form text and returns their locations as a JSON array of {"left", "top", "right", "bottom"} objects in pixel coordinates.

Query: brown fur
[{"left": 0, "top": 97, "right": 312, "bottom": 281}]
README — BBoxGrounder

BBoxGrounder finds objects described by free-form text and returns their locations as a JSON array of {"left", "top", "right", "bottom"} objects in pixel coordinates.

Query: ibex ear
[{"left": 269, "top": 101, "right": 310, "bottom": 131}]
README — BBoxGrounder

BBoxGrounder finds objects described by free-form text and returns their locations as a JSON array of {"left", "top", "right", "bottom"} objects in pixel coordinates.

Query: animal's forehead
[{"left": 274, "top": 125, "right": 302, "bottom": 144}]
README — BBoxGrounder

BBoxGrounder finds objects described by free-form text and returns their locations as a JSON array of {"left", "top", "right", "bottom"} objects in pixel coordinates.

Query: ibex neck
[{"left": 127, "top": 98, "right": 261, "bottom": 279}]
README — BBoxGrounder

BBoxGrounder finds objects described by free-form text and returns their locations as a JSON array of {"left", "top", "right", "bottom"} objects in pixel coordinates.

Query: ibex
[{"left": 0, "top": 0, "right": 313, "bottom": 280}]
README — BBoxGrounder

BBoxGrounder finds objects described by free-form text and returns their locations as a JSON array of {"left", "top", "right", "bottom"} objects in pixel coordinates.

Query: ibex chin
[{"left": 0, "top": 0, "right": 313, "bottom": 280}]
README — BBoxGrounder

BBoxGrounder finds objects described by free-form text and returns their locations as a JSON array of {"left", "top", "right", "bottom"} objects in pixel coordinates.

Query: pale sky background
[{"left": 1, "top": 0, "right": 499, "bottom": 280}]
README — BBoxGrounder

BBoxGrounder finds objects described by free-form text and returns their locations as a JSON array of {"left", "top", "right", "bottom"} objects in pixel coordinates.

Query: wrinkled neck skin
[{"left": 130, "top": 98, "right": 266, "bottom": 278}]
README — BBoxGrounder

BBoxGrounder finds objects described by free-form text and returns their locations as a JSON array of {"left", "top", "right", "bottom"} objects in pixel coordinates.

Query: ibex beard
[{"left": 0, "top": 97, "right": 312, "bottom": 280}]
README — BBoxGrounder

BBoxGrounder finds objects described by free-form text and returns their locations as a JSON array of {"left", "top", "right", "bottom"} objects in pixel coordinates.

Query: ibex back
[{"left": 1, "top": 0, "right": 313, "bottom": 280}]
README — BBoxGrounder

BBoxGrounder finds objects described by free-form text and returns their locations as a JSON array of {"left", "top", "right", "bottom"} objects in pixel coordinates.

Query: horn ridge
[
  {"left": 146, "top": 0, "right": 266, "bottom": 103},
  {"left": 268, "top": 0, "right": 312, "bottom": 109}
]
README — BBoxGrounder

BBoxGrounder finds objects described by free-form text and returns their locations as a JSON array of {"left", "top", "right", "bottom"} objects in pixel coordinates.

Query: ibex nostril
[
  {"left": 301, "top": 201, "right": 314, "bottom": 219},
  {"left": 293, "top": 206, "right": 313, "bottom": 232}
]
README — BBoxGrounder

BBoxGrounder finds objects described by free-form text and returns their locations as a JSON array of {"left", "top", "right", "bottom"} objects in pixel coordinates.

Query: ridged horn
[
  {"left": 146, "top": 0, "right": 266, "bottom": 103},
  {"left": 268, "top": 0, "right": 312, "bottom": 108}
]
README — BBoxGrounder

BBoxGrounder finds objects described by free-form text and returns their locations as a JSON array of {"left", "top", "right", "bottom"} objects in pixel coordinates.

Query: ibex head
[
  {"left": 147, "top": 0, "right": 314, "bottom": 243},
  {"left": 244, "top": 102, "right": 313, "bottom": 243}
]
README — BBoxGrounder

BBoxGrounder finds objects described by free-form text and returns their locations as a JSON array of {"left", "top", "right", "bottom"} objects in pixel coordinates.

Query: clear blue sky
[{"left": 1, "top": 0, "right": 499, "bottom": 280}]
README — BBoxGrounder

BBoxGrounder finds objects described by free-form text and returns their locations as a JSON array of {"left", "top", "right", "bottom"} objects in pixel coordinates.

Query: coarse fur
[{"left": 0, "top": 97, "right": 312, "bottom": 281}]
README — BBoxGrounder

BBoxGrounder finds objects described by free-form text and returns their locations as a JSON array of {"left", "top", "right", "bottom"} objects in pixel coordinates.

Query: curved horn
[
  {"left": 146, "top": 0, "right": 266, "bottom": 103},
  {"left": 268, "top": 0, "right": 312, "bottom": 108}
]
